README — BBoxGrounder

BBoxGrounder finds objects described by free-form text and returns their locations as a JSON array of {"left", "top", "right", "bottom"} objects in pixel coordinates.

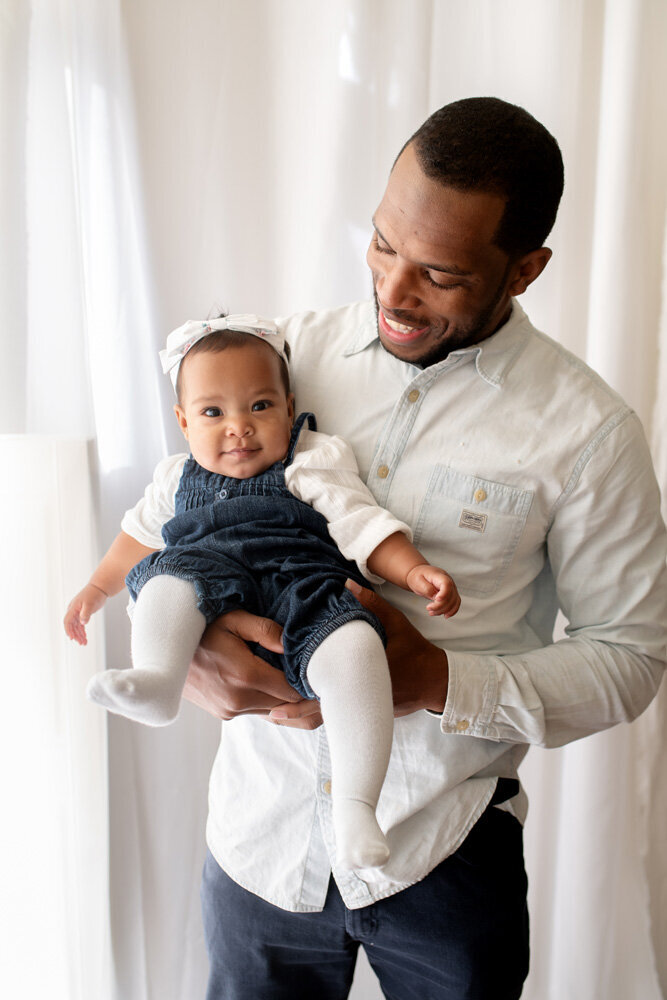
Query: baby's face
[{"left": 175, "top": 342, "right": 295, "bottom": 479}]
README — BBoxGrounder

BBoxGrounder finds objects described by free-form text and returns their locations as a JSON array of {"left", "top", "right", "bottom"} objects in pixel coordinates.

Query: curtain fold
[
  {"left": 4, "top": 1, "right": 666, "bottom": 998},
  {"left": 0, "top": 437, "right": 112, "bottom": 1000}
]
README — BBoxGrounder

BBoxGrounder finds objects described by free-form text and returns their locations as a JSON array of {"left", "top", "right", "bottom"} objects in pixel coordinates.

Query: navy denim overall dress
[{"left": 126, "top": 413, "right": 384, "bottom": 698}]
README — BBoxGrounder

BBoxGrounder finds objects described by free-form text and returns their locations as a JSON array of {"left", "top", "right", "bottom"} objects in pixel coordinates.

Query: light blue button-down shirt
[{"left": 205, "top": 299, "right": 667, "bottom": 911}]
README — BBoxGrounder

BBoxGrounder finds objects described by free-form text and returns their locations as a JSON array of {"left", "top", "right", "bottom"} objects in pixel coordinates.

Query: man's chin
[{"left": 377, "top": 327, "right": 455, "bottom": 368}]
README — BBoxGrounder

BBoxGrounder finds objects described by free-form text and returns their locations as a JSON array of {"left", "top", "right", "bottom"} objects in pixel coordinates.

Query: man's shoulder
[
  {"left": 510, "top": 310, "right": 631, "bottom": 427},
  {"left": 276, "top": 300, "right": 375, "bottom": 359}
]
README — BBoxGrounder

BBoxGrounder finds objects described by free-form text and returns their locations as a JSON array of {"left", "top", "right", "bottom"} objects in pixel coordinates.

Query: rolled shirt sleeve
[{"left": 442, "top": 412, "right": 667, "bottom": 747}]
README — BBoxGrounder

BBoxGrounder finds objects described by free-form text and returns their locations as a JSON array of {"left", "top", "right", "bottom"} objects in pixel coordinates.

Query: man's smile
[{"left": 378, "top": 307, "right": 430, "bottom": 344}]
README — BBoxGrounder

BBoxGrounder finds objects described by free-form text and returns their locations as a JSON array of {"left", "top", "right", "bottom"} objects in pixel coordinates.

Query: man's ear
[
  {"left": 174, "top": 404, "right": 189, "bottom": 440},
  {"left": 507, "top": 247, "right": 552, "bottom": 296}
]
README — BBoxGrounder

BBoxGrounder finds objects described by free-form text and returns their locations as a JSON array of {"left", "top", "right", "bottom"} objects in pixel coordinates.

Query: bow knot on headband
[{"left": 160, "top": 314, "right": 288, "bottom": 390}]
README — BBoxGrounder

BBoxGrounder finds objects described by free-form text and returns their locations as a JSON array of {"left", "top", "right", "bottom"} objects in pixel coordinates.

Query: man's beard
[{"left": 372, "top": 265, "right": 512, "bottom": 368}]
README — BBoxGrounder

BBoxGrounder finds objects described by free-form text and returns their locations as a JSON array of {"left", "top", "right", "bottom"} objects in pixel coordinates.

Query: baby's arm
[
  {"left": 367, "top": 532, "right": 461, "bottom": 618},
  {"left": 64, "top": 531, "right": 157, "bottom": 645}
]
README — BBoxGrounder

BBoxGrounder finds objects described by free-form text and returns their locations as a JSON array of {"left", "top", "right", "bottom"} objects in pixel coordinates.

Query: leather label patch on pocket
[{"left": 459, "top": 509, "right": 488, "bottom": 533}]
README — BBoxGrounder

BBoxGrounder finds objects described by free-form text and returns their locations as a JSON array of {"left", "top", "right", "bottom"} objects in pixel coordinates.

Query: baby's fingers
[
  {"left": 426, "top": 583, "right": 461, "bottom": 617},
  {"left": 64, "top": 610, "right": 88, "bottom": 645},
  {"left": 442, "top": 591, "right": 461, "bottom": 618}
]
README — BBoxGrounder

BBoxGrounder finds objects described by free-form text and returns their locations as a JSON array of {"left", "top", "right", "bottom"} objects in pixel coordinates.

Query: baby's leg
[
  {"left": 86, "top": 575, "right": 206, "bottom": 726},
  {"left": 306, "top": 620, "right": 393, "bottom": 870}
]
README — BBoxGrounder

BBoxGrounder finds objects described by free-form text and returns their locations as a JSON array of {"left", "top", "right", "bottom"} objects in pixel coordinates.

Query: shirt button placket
[{"left": 373, "top": 378, "right": 426, "bottom": 502}]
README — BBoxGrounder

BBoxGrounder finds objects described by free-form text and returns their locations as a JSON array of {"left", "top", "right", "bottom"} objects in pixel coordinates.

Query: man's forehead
[{"left": 375, "top": 145, "right": 508, "bottom": 268}]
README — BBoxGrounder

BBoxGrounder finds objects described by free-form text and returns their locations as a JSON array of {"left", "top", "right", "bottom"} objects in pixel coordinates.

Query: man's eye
[
  {"left": 252, "top": 400, "right": 272, "bottom": 412},
  {"left": 374, "top": 234, "right": 394, "bottom": 255},
  {"left": 424, "top": 272, "right": 461, "bottom": 290},
  {"left": 203, "top": 407, "right": 222, "bottom": 417}
]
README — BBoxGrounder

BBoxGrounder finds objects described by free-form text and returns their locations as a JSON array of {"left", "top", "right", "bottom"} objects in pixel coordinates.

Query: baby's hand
[
  {"left": 63, "top": 584, "right": 109, "bottom": 645},
  {"left": 405, "top": 564, "right": 461, "bottom": 618}
]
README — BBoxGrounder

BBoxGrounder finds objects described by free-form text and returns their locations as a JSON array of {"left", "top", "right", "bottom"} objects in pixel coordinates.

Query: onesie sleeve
[
  {"left": 286, "top": 429, "right": 412, "bottom": 583},
  {"left": 120, "top": 454, "right": 187, "bottom": 549}
]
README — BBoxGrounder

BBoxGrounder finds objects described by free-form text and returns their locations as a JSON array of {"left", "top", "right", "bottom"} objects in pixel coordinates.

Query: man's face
[{"left": 367, "top": 143, "right": 518, "bottom": 367}]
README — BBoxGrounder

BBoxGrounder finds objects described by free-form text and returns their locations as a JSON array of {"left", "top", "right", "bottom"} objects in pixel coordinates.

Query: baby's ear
[
  {"left": 287, "top": 393, "right": 296, "bottom": 423},
  {"left": 174, "top": 404, "right": 189, "bottom": 440}
]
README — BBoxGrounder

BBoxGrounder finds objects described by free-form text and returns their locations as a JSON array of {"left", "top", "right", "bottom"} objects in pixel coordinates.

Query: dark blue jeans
[{"left": 201, "top": 803, "right": 529, "bottom": 999}]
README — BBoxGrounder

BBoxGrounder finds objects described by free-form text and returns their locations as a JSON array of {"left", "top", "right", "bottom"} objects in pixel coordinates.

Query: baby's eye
[
  {"left": 251, "top": 400, "right": 272, "bottom": 412},
  {"left": 203, "top": 407, "right": 222, "bottom": 418}
]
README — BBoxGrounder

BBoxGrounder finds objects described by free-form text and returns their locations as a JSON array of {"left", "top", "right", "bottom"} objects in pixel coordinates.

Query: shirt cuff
[{"left": 435, "top": 649, "right": 500, "bottom": 739}]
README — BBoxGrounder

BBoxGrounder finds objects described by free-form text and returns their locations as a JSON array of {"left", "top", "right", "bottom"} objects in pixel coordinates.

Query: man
[{"left": 185, "top": 98, "right": 667, "bottom": 999}]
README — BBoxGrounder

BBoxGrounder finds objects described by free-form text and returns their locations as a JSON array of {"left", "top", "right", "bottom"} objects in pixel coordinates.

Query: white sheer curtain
[{"left": 4, "top": 1, "right": 666, "bottom": 997}]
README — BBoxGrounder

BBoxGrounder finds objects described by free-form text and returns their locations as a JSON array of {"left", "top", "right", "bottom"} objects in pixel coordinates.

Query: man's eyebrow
[{"left": 372, "top": 218, "right": 474, "bottom": 278}]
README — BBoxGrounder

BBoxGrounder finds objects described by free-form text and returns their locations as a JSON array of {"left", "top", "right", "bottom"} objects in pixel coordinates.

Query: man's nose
[{"left": 376, "top": 258, "right": 421, "bottom": 310}]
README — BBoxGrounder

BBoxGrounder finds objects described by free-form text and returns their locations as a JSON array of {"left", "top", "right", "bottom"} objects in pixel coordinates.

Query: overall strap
[{"left": 285, "top": 411, "right": 317, "bottom": 466}]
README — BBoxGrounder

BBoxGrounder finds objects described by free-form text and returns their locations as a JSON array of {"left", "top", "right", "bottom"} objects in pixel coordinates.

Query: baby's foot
[
  {"left": 333, "top": 798, "right": 390, "bottom": 870},
  {"left": 86, "top": 668, "right": 180, "bottom": 727}
]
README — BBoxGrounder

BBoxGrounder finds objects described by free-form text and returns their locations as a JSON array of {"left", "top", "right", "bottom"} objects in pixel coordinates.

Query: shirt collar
[
  {"left": 343, "top": 298, "right": 530, "bottom": 388},
  {"left": 342, "top": 299, "right": 381, "bottom": 356}
]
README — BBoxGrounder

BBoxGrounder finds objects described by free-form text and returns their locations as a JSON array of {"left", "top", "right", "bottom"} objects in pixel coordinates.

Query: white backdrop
[{"left": 3, "top": 1, "right": 666, "bottom": 997}]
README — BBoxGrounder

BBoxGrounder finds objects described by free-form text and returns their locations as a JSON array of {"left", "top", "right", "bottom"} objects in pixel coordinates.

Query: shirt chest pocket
[{"left": 413, "top": 466, "right": 533, "bottom": 597}]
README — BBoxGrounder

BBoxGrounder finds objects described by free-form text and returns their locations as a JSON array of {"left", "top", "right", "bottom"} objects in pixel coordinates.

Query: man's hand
[
  {"left": 345, "top": 579, "right": 449, "bottom": 716},
  {"left": 182, "top": 609, "right": 323, "bottom": 730}
]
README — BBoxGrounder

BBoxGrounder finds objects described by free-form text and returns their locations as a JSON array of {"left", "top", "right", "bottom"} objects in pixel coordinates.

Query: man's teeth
[{"left": 385, "top": 316, "right": 417, "bottom": 333}]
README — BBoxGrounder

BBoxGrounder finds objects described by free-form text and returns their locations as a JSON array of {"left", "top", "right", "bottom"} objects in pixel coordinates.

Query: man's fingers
[
  {"left": 221, "top": 608, "right": 284, "bottom": 653},
  {"left": 344, "top": 578, "right": 402, "bottom": 623},
  {"left": 345, "top": 576, "right": 449, "bottom": 716},
  {"left": 244, "top": 658, "right": 301, "bottom": 702},
  {"left": 270, "top": 699, "right": 323, "bottom": 730},
  {"left": 187, "top": 622, "right": 301, "bottom": 720}
]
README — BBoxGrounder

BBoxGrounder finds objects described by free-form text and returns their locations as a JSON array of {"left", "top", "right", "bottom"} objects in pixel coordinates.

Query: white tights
[
  {"left": 306, "top": 619, "right": 393, "bottom": 870},
  {"left": 87, "top": 575, "right": 394, "bottom": 869}
]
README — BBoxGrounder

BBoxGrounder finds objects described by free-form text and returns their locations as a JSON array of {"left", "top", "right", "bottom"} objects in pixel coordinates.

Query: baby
[{"left": 64, "top": 315, "right": 460, "bottom": 871}]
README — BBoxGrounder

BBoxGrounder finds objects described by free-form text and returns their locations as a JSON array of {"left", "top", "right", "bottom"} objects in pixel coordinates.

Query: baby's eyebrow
[
  {"left": 190, "top": 386, "right": 283, "bottom": 406},
  {"left": 190, "top": 395, "right": 222, "bottom": 406}
]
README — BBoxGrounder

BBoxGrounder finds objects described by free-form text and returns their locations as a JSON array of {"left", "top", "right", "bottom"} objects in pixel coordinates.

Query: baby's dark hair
[{"left": 176, "top": 322, "right": 291, "bottom": 403}]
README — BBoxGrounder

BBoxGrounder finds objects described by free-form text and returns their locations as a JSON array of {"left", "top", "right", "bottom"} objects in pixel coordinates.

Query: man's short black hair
[{"left": 407, "top": 97, "right": 564, "bottom": 258}]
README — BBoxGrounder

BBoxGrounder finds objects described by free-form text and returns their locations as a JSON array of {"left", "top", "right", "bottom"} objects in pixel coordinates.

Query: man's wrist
[{"left": 423, "top": 646, "right": 448, "bottom": 714}]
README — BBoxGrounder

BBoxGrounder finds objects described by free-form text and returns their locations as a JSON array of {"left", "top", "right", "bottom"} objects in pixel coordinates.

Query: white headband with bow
[{"left": 160, "top": 314, "right": 288, "bottom": 390}]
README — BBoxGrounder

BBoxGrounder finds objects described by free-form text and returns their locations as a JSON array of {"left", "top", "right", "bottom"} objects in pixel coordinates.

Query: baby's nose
[{"left": 225, "top": 416, "right": 253, "bottom": 436}]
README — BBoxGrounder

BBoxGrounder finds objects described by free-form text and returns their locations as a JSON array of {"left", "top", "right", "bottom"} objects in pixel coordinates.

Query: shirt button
[
  {"left": 474, "top": 488, "right": 487, "bottom": 503},
  {"left": 377, "top": 464, "right": 390, "bottom": 479},
  {"left": 408, "top": 389, "right": 420, "bottom": 403},
  {"left": 322, "top": 780, "right": 332, "bottom": 795},
  {"left": 456, "top": 719, "right": 470, "bottom": 732}
]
